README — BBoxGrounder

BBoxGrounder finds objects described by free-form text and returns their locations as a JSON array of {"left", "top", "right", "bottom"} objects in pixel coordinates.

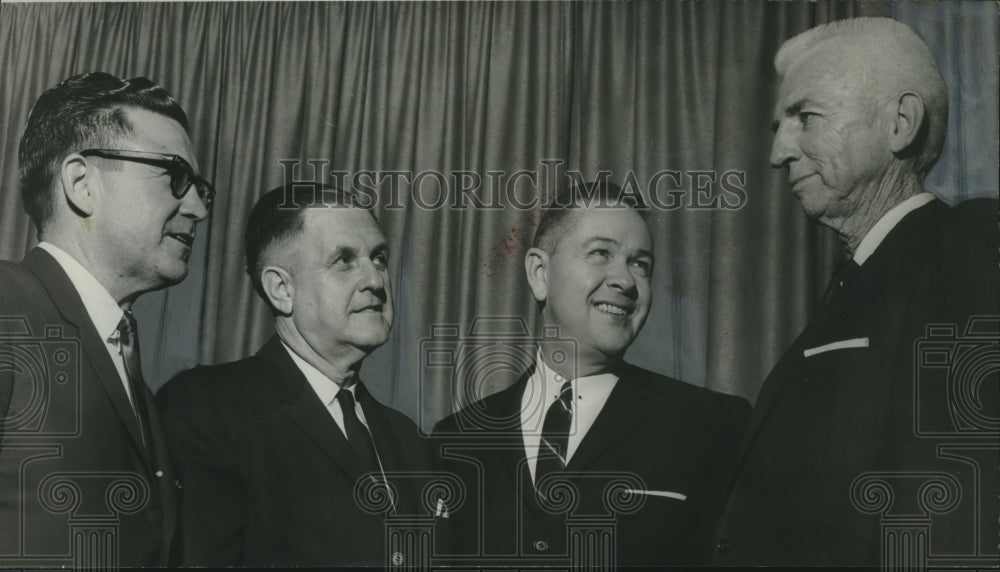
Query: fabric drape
[{"left": 1, "top": 1, "right": 994, "bottom": 432}]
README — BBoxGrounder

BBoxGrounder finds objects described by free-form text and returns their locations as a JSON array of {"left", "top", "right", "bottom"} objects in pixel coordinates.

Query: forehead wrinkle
[{"left": 583, "top": 236, "right": 619, "bottom": 246}]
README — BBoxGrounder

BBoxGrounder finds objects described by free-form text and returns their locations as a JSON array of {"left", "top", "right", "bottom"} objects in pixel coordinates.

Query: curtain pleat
[{"left": 2, "top": 1, "right": 992, "bottom": 431}]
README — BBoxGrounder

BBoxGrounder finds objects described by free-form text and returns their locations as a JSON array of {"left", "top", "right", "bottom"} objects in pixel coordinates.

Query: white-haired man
[{"left": 716, "top": 17, "right": 997, "bottom": 566}]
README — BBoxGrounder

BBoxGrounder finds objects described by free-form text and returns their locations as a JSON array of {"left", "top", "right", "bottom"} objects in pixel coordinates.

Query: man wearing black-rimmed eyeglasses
[{"left": 0, "top": 71, "right": 213, "bottom": 567}]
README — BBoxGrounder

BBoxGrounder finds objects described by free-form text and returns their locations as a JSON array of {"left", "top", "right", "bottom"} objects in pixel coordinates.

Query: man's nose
[
  {"left": 607, "top": 258, "right": 638, "bottom": 296},
  {"left": 179, "top": 185, "right": 210, "bottom": 221},
  {"left": 359, "top": 258, "right": 386, "bottom": 291},
  {"left": 770, "top": 121, "right": 799, "bottom": 169}
]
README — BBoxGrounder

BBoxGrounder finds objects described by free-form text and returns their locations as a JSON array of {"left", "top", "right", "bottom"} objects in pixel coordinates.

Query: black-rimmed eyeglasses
[{"left": 79, "top": 149, "right": 216, "bottom": 208}]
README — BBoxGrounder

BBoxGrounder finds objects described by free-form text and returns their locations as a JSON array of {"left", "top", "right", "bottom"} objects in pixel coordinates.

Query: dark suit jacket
[
  {"left": 0, "top": 248, "right": 177, "bottom": 567},
  {"left": 717, "top": 198, "right": 999, "bottom": 566},
  {"left": 434, "top": 361, "right": 750, "bottom": 566},
  {"left": 156, "top": 335, "right": 441, "bottom": 567}
]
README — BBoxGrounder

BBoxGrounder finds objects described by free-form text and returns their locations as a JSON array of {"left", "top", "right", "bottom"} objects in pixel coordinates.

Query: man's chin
[
  {"left": 352, "top": 329, "right": 391, "bottom": 353},
  {"left": 592, "top": 336, "right": 635, "bottom": 362},
  {"left": 154, "top": 262, "right": 190, "bottom": 289}
]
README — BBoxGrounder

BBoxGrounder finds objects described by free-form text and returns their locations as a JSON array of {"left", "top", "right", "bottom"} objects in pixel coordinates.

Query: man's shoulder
[
  {"left": 0, "top": 258, "right": 66, "bottom": 338},
  {"left": 939, "top": 197, "right": 998, "bottom": 238},
  {"left": 0, "top": 258, "right": 31, "bottom": 280},
  {"left": 433, "top": 379, "right": 523, "bottom": 436},
  {"left": 619, "top": 364, "right": 751, "bottom": 444},
  {"left": 360, "top": 384, "right": 423, "bottom": 433},
  {"left": 157, "top": 354, "right": 266, "bottom": 409},
  {"left": 620, "top": 362, "right": 750, "bottom": 412},
  {"left": 0, "top": 258, "right": 45, "bottom": 306},
  {"left": 945, "top": 196, "right": 997, "bottom": 218}
]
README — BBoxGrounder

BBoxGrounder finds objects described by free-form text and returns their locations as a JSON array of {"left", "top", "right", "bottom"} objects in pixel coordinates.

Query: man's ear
[
  {"left": 59, "top": 153, "right": 96, "bottom": 217},
  {"left": 524, "top": 247, "right": 550, "bottom": 303},
  {"left": 889, "top": 91, "right": 926, "bottom": 154},
  {"left": 261, "top": 265, "right": 294, "bottom": 316}
]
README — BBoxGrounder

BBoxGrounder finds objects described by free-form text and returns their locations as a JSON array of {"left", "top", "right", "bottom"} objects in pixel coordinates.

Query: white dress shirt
[
  {"left": 853, "top": 192, "right": 935, "bottom": 265},
  {"left": 280, "top": 341, "right": 391, "bottom": 506},
  {"left": 521, "top": 350, "right": 619, "bottom": 483},
  {"left": 38, "top": 242, "right": 135, "bottom": 406}
]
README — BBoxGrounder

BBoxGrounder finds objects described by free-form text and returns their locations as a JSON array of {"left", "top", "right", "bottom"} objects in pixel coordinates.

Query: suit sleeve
[{"left": 156, "top": 369, "right": 248, "bottom": 566}]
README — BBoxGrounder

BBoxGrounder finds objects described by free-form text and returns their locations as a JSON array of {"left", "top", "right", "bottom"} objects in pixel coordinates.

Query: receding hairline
[
  {"left": 259, "top": 204, "right": 382, "bottom": 271},
  {"left": 533, "top": 205, "right": 652, "bottom": 256}
]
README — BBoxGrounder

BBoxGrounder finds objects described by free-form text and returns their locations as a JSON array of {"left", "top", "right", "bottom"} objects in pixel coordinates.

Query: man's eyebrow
[
  {"left": 371, "top": 242, "right": 389, "bottom": 256},
  {"left": 582, "top": 236, "right": 619, "bottom": 247},
  {"left": 631, "top": 248, "right": 654, "bottom": 260}
]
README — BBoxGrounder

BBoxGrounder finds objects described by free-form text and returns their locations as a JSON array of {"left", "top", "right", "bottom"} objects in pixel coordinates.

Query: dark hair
[
  {"left": 532, "top": 181, "right": 648, "bottom": 254},
  {"left": 244, "top": 182, "right": 377, "bottom": 306},
  {"left": 18, "top": 72, "right": 189, "bottom": 232}
]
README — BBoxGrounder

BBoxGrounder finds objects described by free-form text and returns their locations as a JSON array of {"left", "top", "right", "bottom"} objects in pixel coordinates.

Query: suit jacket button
[
  {"left": 154, "top": 470, "right": 164, "bottom": 478},
  {"left": 716, "top": 538, "right": 731, "bottom": 554},
  {"left": 391, "top": 552, "right": 404, "bottom": 565},
  {"left": 533, "top": 540, "right": 549, "bottom": 552},
  {"left": 174, "top": 479, "right": 182, "bottom": 489}
]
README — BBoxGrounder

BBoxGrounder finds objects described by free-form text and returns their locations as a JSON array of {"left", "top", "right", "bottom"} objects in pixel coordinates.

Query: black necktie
[
  {"left": 535, "top": 380, "right": 573, "bottom": 488},
  {"left": 822, "top": 259, "right": 860, "bottom": 305},
  {"left": 335, "top": 388, "right": 381, "bottom": 476},
  {"left": 117, "top": 311, "right": 151, "bottom": 452}
]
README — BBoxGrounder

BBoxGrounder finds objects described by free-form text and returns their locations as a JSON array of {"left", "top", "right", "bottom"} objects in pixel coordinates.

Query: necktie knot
[
  {"left": 555, "top": 380, "right": 573, "bottom": 413},
  {"left": 336, "top": 386, "right": 358, "bottom": 411},
  {"left": 118, "top": 310, "right": 138, "bottom": 346}
]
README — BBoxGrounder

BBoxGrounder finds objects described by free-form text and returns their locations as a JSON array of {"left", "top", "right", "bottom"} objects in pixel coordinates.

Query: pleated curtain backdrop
[{"left": 1, "top": 1, "right": 994, "bottom": 431}]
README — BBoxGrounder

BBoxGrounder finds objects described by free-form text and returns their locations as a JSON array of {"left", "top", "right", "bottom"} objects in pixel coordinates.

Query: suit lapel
[
  {"left": 732, "top": 199, "right": 949, "bottom": 476},
  {"left": 491, "top": 364, "right": 659, "bottom": 516},
  {"left": 23, "top": 248, "right": 152, "bottom": 466},
  {"left": 476, "top": 375, "right": 544, "bottom": 517},
  {"left": 565, "top": 364, "right": 658, "bottom": 472},
  {"left": 256, "top": 337, "right": 368, "bottom": 484}
]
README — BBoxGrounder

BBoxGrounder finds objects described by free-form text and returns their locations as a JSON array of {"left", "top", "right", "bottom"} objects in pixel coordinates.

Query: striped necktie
[
  {"left": 117, "top": 310, "right": 151, "bottom": 452},
  {"left": 535, "top": 380, "right": 573, "bottom": 489}
]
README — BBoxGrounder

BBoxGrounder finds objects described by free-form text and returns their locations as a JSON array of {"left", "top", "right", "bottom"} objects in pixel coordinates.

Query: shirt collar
[
  {"left": 279, "top": 339, "right": 353, "bottom": 405},
  {"left": 853, "top": 193, "right": 935, "bottom": 265},
  {"left": 528, "top": 349, "right": 619, "bottom": 406},
  {"left": 38, "top": 242, "right": 124, "bottom": 342}
]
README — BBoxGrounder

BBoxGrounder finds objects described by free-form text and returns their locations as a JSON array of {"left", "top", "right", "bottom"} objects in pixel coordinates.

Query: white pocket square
[
  {"left": 434, "top": 498, "right": 450, "bottom": 518},
  {"left": 623, "top": 489, "right": 687, "bottom": 501},
  {"left": 803, "top": 337, "right": 870, "bottom": 357}
]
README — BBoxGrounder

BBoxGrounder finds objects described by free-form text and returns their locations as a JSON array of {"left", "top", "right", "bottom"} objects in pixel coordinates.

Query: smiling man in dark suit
[
  {"left": 717, "top": 18, "right": 998, "bottom": 567},
  {"left": 434, "top": 183, "right": 750, "bottom": 567},
  {"left": 0, "top": 72, "right": 212, "bottom": 567},
  {"left": 157, "top": 184, "right": 438, "bottom": 567}
]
